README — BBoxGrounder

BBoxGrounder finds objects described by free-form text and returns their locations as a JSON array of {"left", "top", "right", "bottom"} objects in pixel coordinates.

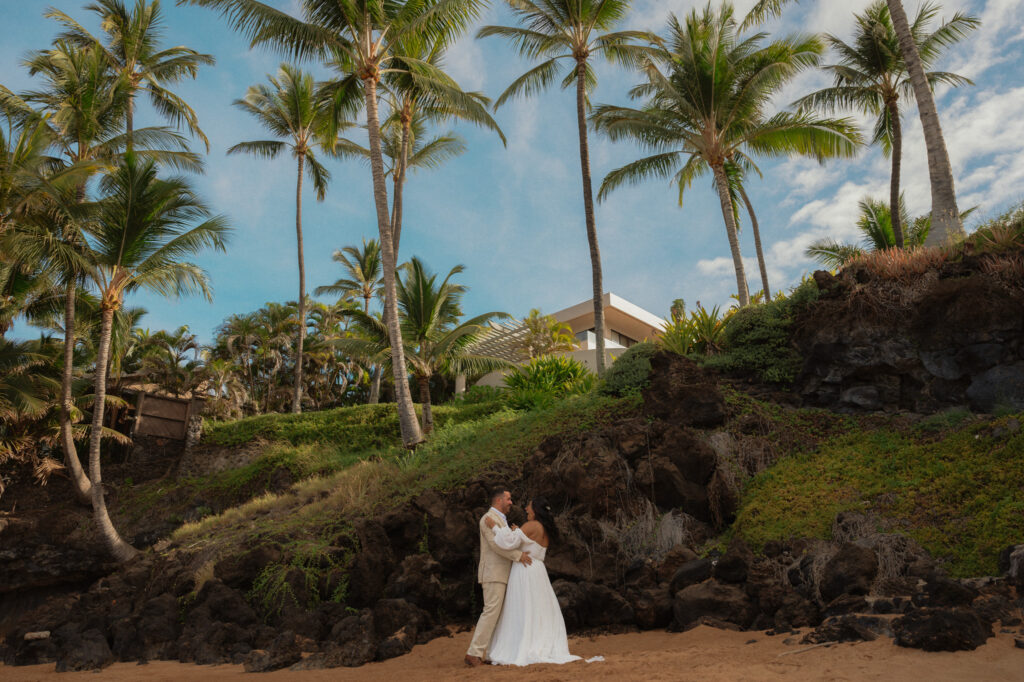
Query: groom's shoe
[{"left": 464, "top": 655, "right": 484, "bottom": 667}]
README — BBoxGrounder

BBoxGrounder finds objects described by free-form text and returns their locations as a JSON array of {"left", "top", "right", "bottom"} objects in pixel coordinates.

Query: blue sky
[{"left": 4, "top": 0, "right": 1023, "bottom": 343}]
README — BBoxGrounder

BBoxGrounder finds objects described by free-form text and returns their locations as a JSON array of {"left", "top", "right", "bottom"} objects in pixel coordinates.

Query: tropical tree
[
  {"left": 230, "top": 63, "right": 345, "bottom": 413},
  {"left": 46, "top": 0, "right": 215, "bottom": 149},
  {"left": 81, "top": 152, "right": 229, "bottom": 561},
  {"left": 376, "top": 35, "right": 503, "bottom": 256},
  {"left": 334, "top": 108, "right": 470, "bottom": 257},
  {"left": 516, "top": 308, "right": 576, "bottom": 359},
  {"left": 478, "top": 0, "right": 652, "bottom": 376},
  {"left": 183, "top": 0, "right": 489, "bottom": 447},
  {"left": 803, "top": 195, "right": 971, "bottom": 268},
  {"left": 3, "top": 40, "right": 201, "bottom": 503},
  {"left": 746, "top": 0, "right": 974, "bottom": 245},
  {"left": 315, "top": 238, "right": 385, "bottom": 403},
  {"left": 339, "top": 257, "right": 511, "bottom": 433},
  {"left": 592, "top": 3, "right": 861, "bottom": 306},
  {"left": 796, "top": 1, "right": 977, "bottom": 248},
  {"left": 722, "top": 162, "right": 772, "bottom": 299}
]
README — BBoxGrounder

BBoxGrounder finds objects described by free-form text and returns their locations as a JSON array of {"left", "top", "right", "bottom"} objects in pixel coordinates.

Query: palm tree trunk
[
  {"left": 88, "top": 305, "right": 138, "bottom": 562},
  {"left": 712, "top": 162, "right": 750, "bottom": 306},
  {"left": 888, "top": 99, "right": 905, "bottom": 249},
  {"left": 364, "top": 75, "right": 423, "bottom": 447},
  {"left": 126, "top": 93, "right": 134, "bottom": 152},
  {"left": 391, "top": 103, "right": 411, "bottom": 258},
  {"left": 362, "top": 293, "right": 381, "bottom": 405},
  {"left": 575, "top": 60, "right": 606, "bottom": 376},
  {"left": 291, "top": 153, "right": 306, "bottom": 414},
  {"left": 417, "top": 375, "right": 433, "bottom": 435},
  {"left": 738, "top": 185, "right": 770, "bottom": 299},
  {"left": 368, "top": 365, "right": 382, "bottom": 404},
  {"left": 885, "top": 0, "right": 962, "bottom": 246},
  {"left": 60, "top": 280, "right": 92, "bottom": 504}
]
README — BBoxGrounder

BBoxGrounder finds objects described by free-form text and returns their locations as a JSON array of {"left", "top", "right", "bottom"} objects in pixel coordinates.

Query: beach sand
[{"left": 2, "top": 626, "right": 1021, "bottom": 681}]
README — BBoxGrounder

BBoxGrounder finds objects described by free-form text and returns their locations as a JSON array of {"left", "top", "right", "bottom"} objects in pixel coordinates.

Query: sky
[{"left": 3, "top": 0, "right": 1024, "bottom": 344}]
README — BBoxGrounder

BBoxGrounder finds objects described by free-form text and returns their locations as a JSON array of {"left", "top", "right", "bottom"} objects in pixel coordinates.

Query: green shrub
[
  {"left": 454, "top": 385, "right": 505, "bottom": 404},
  {"left": 503, "top": 355, "right": 594, "bottom": 410},
  {"left": 601, "top": 341, "right": 658, "bottom": 396},
  {"left": 702, "top": 279, "right": 819, "bottom": 384}
]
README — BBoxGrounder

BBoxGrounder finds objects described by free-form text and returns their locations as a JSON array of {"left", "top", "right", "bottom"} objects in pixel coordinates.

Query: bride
[{"left": 483, "top": 496, "right": 581, "bottom": 666}]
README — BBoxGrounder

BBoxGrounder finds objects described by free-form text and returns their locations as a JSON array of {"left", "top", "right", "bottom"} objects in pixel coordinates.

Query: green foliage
[
  {"left": 248, "top": 522, "right": 354, "bottom": 619},
  {"left": 454, "top": 385, "right": 504, "bottom": 404},
  {"left": 503, "top": 355, "right": 595, "bottom": 410},
  {"left": 702, "top": 279, "right": 820, "bottom": 384},
  {"left": 734, "top": 413, "right": 1024, "bottom": 577},
  {"left": 203, "top": 401, "right": 501, "bottom": 448},
  {"left": 601, "top": 341, "right": 658, "bottom": 397},
  {"left": 658, "top": 303, "right": 727, "bottom": 357}
]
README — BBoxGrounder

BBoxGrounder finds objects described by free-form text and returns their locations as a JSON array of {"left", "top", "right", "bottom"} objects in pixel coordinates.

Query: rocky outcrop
[{"left": 796, "top": 271, "right": 1024, "bottom": 413}]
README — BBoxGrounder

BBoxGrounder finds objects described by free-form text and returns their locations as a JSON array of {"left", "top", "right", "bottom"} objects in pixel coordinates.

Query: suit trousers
[{"left": 466, "top": 581, "right": 506, "bottom": 658}]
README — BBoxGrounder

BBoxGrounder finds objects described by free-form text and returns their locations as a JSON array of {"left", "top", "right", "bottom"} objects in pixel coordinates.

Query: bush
[
  {"left": 701, "top": 279, "right": 819, "bottom": 384},
  {"left": 503, "top": 355, "right": 595, "bottom": 410},
  {"left": 601, "top": 341, "right": 658, "bottom": 396},
  {"left": 454, "top": 385, "right": 505, "bottom": 404}
]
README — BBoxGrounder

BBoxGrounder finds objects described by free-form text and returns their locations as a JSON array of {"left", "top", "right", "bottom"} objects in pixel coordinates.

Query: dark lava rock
[
  {"left": 894, "top": 608, "right": 993, "bottom": 652},
  {"left": 385, "top": 554, "right": 444, "bottom": 612},
  {"left": 372, "top": 599, "right": 432, "bottom": 642},
  {"left": 999, "top": 545, "right": 1024, "bottom": 589},
  {"left": 55, "top": 628, "right": 113, "bottom": 672},
  {"left": 714, "top": 538, "right": 754, "bottom": 584},
  {"left": 325, "top": 612, "right": 377, "bottom": 667},
  {"left": 628, "top": 586, "right": 674, "bottom": 630},
  {"left": 966, "top": 363, "right": 1024, "bottom": 412},
  {"left": 802, "top": 615, "right": 883, "bottom": 644},
  {"left": 913, "top": 576, "right": 978, "bottom": 609},
  {"left": 579, "top": 582, "right": 635, "bottom": 627},
  {"left": 243, "top": 631, "right": 302, "bottom": 672},
  {"left": 658, "top": 545, "right": 699, "bottom": 583},
  {"left": 673, "top": 580, "right": 754, "bottom": 631},
  {"left": 642, "top": 352, "right": 727, "bottom": 427},
  {"left": 214, "top": 544, "right": 283, "bottom": 589},
  {"left": 820, "top": 544, "right": 878, "bottom": 603},
  {"left": 670, "top": 558, "right": 713, "bottom": 594},
  {"left": 376, "top": 626, "right": 415, "bottom": 661}
]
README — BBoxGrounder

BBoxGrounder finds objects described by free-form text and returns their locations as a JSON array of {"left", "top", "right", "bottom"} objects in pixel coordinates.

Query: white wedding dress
[{"left": 486, "top": 526, "right": 582, "bottom": 666}]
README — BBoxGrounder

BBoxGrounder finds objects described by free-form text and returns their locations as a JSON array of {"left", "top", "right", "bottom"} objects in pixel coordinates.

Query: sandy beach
[{"left": 2, "top": 626, "right": 1021, "bottom": 682}]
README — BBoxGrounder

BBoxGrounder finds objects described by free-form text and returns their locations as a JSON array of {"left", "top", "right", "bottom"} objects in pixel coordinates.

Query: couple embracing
[{"left": 464, "top": 486, "right": 585, "bottom": 667}]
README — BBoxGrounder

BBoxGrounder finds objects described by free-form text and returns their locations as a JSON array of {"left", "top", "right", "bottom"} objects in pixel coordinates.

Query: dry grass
[
  {"left": 848, "top": 247, "right": 948, "bottom": 282},
  {"left": 598, "top": 498, "right": 705, "bottom": 562}
]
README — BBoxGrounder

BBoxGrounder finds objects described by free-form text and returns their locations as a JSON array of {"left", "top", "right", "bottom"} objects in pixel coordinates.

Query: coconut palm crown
[
  {"left": 795, "top": 1, "right": 977, "bottom": 248},
  {"left": 592, "top": 3, "right": 861, "bottom": 306},
  {"left": 478, "top": 0, "right": 655, "bottom": 376}
]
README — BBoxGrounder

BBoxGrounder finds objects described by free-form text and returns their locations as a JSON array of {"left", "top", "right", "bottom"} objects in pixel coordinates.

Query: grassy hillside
[
  {"left": 116, "top": 390, "right": 1024, "bottom": 588},
  {"left": 734, "top": 409, "right": 1024, "bottom": 577}
]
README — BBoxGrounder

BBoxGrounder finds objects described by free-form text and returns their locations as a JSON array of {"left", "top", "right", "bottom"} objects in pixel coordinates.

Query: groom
[{"left": 464, "top": 486, "right": 532, "bottom": 667}]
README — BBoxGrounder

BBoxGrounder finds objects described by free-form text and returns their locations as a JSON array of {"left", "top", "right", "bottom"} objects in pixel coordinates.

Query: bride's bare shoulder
[{"left": 521, "top": 521, "right": 546, "bottom": 544}]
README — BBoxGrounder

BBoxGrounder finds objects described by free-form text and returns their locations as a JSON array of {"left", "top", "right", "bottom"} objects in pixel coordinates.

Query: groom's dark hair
[{"left": 489, "top": 486, "right": 509, "bottom": 503}]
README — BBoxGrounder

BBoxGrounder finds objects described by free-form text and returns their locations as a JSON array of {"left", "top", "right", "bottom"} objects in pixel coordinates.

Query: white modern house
[{"left": 459, "top": 292, "right": 665, "bottom": 392}]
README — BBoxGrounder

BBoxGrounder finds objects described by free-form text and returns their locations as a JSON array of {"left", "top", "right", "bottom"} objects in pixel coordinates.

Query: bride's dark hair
[{"left": 529, "top": 496, "right": 559, "bottom": 544}]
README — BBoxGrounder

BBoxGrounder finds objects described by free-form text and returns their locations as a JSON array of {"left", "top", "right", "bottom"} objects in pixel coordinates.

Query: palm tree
[
  {"left": 315, "top": 238, "right": 385, "bottom": 403},
  {"left": 516, "top": 308, "right": 576, "bottom": 359},
  {"left": 340, "top": 257, "right": 511, "bottom": 433},
  {"left": 722, "top": 162, "right": 771, "bottom": 299},
  {"left": 183, "top": 0, "right": 488, "bottom": 447},
  {"left": 746, "top": 0, "right": 974, "bottom": 245},
  {"left": 592, "top": 4, "right": 861, "bottom": 306},
  {"left": 46, "top": 0, "right": 215, "bottom": 150},
  {"left": 334, "top": 108, "right": 470, "bottom": 257},
  {"left": 478, "top": 0, "right": 652, "bottom": 376},
  {"left": 796, "top": 1, "right": 977, "bottom": 249},
  {"left": 82, "top": 152, "right": 229, "bottom": 561},
  {"left": 376, "top": 35, "right": 504, "bottom": 257},
  {"left": 4, "top": 41, "right": 201, "bottom": 502},
  {"left": 230, "top": 63, "right": 343, "bottom": 414},
  {"left": 805, "top": 196, "right": 915, "bottom": 268}
]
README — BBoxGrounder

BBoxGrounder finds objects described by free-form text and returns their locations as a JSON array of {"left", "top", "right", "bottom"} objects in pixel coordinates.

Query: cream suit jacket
[{"left": 477, "top": 509, "right": 522, "bottom": 584}]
